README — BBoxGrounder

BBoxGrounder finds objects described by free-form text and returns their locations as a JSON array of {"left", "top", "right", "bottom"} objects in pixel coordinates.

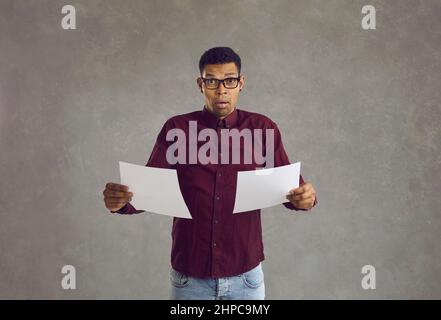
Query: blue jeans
[{"left": 169, "top": 263, "right": 265, "bottom": 300}]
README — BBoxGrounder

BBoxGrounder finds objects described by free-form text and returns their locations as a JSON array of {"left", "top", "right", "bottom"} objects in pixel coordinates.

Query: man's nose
[{"left": 215, "top": 82, "right": 228, "bottom": 94}]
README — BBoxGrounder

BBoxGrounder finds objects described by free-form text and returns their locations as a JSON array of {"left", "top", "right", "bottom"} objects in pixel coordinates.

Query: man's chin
[
  {"left": 205, "top": 104, "right": 235, "bottom": 118},
  {"left": 214, "top": 106, "right": 234, "bottom": 117}
]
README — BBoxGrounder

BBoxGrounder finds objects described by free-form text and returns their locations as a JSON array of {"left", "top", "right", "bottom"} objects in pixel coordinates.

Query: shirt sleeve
[
  {"left": 270, "top": 121, "right": 318, "bottom": 211},
  {"left": 112, "top": 119, "right": 176, "bottom": 215}
]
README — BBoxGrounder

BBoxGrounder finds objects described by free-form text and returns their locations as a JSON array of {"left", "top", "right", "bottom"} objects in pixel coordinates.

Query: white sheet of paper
[
  {"left": 233, "top": 162, "right": 301, "bottom": 213},
  {"left": 119, "top": 161, "right": 192, "bottom": 219}
]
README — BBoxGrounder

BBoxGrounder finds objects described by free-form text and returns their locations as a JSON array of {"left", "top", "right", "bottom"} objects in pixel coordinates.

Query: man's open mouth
[{"left": 215, "top": 101, "right": 229, "bottom": 107}]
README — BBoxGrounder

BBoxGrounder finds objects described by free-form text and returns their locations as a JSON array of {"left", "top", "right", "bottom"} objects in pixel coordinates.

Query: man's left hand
[{"left": 286, "top": 182, "right": 316, "bottom": 210}]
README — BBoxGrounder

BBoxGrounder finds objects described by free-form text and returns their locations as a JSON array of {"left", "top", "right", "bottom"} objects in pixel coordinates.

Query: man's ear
[
  {"left": 239, "top": 75, "right": 245, "bottom": 91},
  {"left": 197, "top": 77, "right": 203, "bottom": 93}
]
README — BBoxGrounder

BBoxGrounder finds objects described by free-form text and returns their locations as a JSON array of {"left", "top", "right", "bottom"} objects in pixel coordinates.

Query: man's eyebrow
[{"left": 204, "top": 72, "right": 238, "bottom": 77}]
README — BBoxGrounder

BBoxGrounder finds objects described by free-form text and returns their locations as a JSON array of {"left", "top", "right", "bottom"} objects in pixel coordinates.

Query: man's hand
[
  {"left": 286, "top": 182, "right": 316, "bottom": 210},
  {"left": 103, "top": 182, "right": 133, "bottom": 213}
]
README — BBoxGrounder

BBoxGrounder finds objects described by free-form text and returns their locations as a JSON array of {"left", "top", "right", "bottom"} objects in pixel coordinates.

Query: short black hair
[{"left": 199, "top": 47, "right": 241, "bottom": 76}]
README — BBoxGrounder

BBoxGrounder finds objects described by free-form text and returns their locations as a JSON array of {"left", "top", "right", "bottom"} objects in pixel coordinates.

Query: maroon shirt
[{"left": 113, "top": 107, "right": 317, "bottom": 278}]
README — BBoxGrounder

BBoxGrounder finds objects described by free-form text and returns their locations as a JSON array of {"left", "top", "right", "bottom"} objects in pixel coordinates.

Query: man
[{"left": 103, "top": 47, "right": 317, "bottom": 300}]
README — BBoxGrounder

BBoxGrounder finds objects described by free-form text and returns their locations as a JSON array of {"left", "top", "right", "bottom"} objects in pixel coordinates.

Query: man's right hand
[{"left": 103, "top": 182, "right": 133, "bottom": 213}]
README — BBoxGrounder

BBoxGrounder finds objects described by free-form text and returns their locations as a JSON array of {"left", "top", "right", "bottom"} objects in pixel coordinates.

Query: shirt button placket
[
  {"left": 212, "top": 123, "right": 226, "bottom": 275},
  {"left": 212, "top": 163, "right": 223, "bottom": 275}
]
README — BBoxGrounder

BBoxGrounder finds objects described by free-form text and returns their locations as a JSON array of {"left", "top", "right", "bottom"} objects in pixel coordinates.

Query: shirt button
[
  {"left": 213, "top": 242, "right": 217, "bottom": 247},
  {"left": 218, "top": 172, "right": 222, "bottom": 177},
  {"left": 214, "top": 220, "right": 218, "bottom": 224},
  {"left": 216, "top": 196, "right": 220, "bottom": 200}
]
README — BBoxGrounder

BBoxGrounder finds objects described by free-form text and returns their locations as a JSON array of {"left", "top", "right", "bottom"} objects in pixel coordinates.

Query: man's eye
[
  {"left": 206, "top": 79, "right": 217, "bottom": 84},
  {"left": 225, "top": 78, "right": 236, "bottom": 84}
]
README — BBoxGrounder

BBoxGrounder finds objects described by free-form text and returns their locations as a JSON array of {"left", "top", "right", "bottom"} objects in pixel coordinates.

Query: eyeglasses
[{"left": 201, "top": 76, "right": 241, "bottom": 89}]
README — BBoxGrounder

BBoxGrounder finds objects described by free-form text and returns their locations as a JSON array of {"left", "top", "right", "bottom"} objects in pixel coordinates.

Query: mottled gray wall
[{"left": 0, "top": 0, "right": 440, "bottom": 299}]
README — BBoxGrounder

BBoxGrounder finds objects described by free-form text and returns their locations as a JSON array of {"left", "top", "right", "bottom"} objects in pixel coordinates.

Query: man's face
[{"left": 197, "top": 62, "right": 245, "bottom": 119}]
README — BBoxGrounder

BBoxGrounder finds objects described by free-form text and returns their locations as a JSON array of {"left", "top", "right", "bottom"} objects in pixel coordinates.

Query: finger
[
  {"left": 286, "top": 194, "right": 313, "bottom": 206},
  {"left": 288, "top": 184, "right": 309, "bottom": 195},
  {"left": 106, "top": 183, "right": 129, "bottom": 192},
  {"left": 104, "top": 190, "right": 133, "bottom": 197},
  {"left": 288, "top": 189, "right": 315, "bottom": 200},
  {"left": 297, "top": 198, "right": 315, "bottom": 208},
  {"left": 291, "top": 191, "right": 315, "bottom": 201},
  {"left": 105, "top": 196, "right": 130, "bottom": 202},
  {"left": 115, "top": 184, "right": 129, "bottom": 192},
  {"left": 106, "top": 201, "right": 127, "bottom": 208},
  {"left": 107, "top": 204, "right": 127, "bottom": 211},
  {"left": 105, "top": 196, "right": 132, "bottom": 202},
  {"left": 286, "top": 192, "right": 314, "bottom": 202},
  {"left": 296, "top": 183, "right": 312, "bottom": 194},
  {"left": 104, "top": 190, "right": 126, "bottom": 197}
]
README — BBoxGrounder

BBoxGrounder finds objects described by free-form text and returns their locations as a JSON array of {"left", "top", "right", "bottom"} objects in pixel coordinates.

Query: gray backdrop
[{"left": 1, "top": 0, "right": 440, "bottom": 299}]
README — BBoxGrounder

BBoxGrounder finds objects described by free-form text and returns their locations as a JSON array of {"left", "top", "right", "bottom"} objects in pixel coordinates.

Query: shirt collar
[{"left": 201, "top": 105, "right": 238, "bottom": 129}]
